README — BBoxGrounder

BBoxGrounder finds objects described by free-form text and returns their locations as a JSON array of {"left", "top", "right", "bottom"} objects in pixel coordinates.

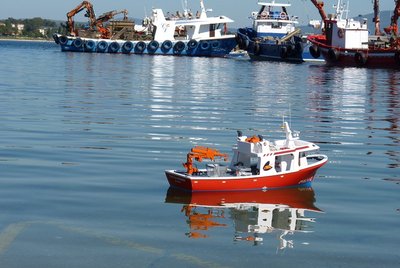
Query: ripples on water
[{"left": 0, "top": 40, "right": 399, "bottom": 267}]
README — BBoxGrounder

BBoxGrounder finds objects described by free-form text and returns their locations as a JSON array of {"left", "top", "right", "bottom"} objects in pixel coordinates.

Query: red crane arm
[{"left": 182, "top": 146, "right": 228, "bottom": 175}]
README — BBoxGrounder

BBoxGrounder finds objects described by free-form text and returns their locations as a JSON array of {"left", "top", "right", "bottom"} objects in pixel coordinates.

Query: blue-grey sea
[{"left": 0, "top": 40, "right": 399, "bottom": 267}]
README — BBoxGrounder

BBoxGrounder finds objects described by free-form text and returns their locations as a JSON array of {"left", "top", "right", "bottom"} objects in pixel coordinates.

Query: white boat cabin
[
  {"left": 151, "top": 0, "right": 234, "bottom": 41},
  {"left": 322, "top": 0, "right": 368, "bottom": 49},
  {"left": 229, "top": 122, "right": 320, "bottom": 176},
  {"left": 250, "top": 0, "right": 298, "bottom": 38}
]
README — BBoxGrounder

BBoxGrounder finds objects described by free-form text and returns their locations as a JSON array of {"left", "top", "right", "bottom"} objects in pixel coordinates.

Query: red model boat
[
  {"left": 165, "top": 121, "right": 328, "bottom": 191},
  {"left": 307, "top": 0, "right": 400, "bottom": 68}
]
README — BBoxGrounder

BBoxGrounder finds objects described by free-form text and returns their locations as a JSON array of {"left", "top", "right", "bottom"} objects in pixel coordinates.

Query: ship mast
[{"left": 373, "top": 0, "right": 381, "bottom": 35}]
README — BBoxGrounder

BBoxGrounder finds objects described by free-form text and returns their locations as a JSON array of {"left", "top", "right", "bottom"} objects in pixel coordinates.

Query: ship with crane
[
  {"left": 307, "top": 0, "right": 400, "bottom": 68},
  {"left": 165, "top": 121, "right": 328, "bottom": 192},
  {"left": 53, "top": 0, "right": 237, "bottom": 57}
]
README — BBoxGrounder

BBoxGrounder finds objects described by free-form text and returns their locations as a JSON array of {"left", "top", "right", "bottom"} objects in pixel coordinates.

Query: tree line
[{"left": 0, "top": 17, "right": 66, "bottom": 39}]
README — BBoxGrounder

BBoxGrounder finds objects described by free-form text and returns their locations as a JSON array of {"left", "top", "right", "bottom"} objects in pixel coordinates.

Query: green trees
[{"left": 0, "top": 17, "right": 60, "bottom": 39}]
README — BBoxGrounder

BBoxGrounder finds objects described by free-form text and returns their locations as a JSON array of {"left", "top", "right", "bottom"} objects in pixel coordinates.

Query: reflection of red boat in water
[
  {"left": 165, "top": 121, "right": 327, "bottom": 191},
  {"left": 166, "top": 187, "right": 322, "bottom": 248}
]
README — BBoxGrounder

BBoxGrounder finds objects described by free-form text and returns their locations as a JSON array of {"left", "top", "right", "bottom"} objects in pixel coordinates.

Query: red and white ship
[
  {"left": 165, "top": 122, "right": 328, "bottom": 191},
  {"left": 307, "top": 0, "right": 400, "bottom": 68}
]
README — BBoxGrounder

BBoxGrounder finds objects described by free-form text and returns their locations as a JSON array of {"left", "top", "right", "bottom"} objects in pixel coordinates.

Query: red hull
[
  {"left": 308, "top": 35, "right": 400, "bottom": 68},
  {"left": 165, "top": 160, "right": 326, "bottom": 191},
  {"left": 165, "top": 186, "right": 321, "bottom": 211}
]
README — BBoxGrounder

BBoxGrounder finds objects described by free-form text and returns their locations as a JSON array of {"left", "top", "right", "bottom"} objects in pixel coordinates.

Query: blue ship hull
[
  {"left": 53, "top": 34, "right": 237, "bottom": 57},
  {"left": 237, "top": 28, "right": 303, "bottom": 63},
  {"left": 237, "top": 28, "right": 323, "bottom": 63}
]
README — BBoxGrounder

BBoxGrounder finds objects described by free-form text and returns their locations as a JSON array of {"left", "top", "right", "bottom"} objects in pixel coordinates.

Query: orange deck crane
[
  {"left": 95, "top": 9, "right": 129, "bottom": 38},
  {"left": 66, "top": 1, "right": 129, "bottom": 38},
  {"left": 183, "top": 146, "right": 228, "bottom": 175},
  {"left": 384, "top": 0, "right": 400, "bottom": 37},
  {"left": 66, "top": 1, "right": 96, "bottom": 36}
]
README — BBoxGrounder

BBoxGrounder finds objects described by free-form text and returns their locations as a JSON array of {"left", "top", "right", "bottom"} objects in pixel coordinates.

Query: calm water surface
[{"left": 0, "top": 40, "right": 399, "bottom": 267}]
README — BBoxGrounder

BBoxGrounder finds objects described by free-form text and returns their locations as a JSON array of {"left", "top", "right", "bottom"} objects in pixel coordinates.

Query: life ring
[
  {"left": 309, "top": 45, "right": 321, "bottom": 58},
  {"left": 280, "top": 46, "right": 288, "bottom": 58},
  {"left": 52, "top": 34, "right": 59, "bottom": 44},
  {"left": 337, "top": 28, "right": 344, "bottom": 38},
  {"left": 134, "top": 41, "right": 146, "bottom": 54},
  {"left": 173, "top": 41, "right": 185, "bottom": 54},
  {"left": 72, "top": 38, "right": 83, "bottom": 49},
  {"left": 187, "top": 39, "right": 198, "bottom": 50},
  {"left": 147, "top": 40, "right": 159, "bottom": 54},
  {"left": 58, "top": 35, "right": 69, "bottom": 46},
  {"left": 97, "top": 41, "right": 108, "bottom": 52},
  {"left": 280, "top": 12, "right": 287, "bottom": 20},
  {"left": 354, "top": 51, "right": 367, "bottom": 66},
  {"left": 84, "top": 40, "right": 96, "bottom": 51},
  {"left": 211, "top": 41, "right": 220, "bottom": 49},
  {"left": 121, "top": 41, "right": 134, "bottom": 54},
  {"left": 260, "top": 11, "right": 268, "bottom": 19},
  {"left": 394, "top": 51, "right": 400, "bottom": 66},
  {"left": 161, "top": 40, "right": 173, "bottom": 53},
  {"left": 200, "top": 41, "right": 210, "bottom": 50},
  {"left": 328, "top": 48, "right": 340, "bottom": 61},
  {"left": 108, "top": 41, "right": 120, "bottom": 53}
]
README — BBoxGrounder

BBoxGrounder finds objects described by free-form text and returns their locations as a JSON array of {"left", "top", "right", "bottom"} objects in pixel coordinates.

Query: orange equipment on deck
[
  {"left": 384, "top": 0, "right": 400, "bottom": 36},
  {"left": 182, "top": 146, "right": 228, "bottom": 175},
  {"left": 66, "top": 1, "right": 96, "bottom": 36},
  {"left": 66, "top": 1, "right": 129, "bottom": 38}
]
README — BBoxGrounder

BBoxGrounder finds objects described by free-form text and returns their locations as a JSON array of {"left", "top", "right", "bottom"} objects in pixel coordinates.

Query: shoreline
[{"left": 0, "top": 37, "right": 53, "bottom": 42}]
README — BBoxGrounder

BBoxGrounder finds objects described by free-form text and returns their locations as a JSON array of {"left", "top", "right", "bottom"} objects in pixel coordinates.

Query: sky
[{"left": 0, "top": 0, "right": 396, "bottom": 27}]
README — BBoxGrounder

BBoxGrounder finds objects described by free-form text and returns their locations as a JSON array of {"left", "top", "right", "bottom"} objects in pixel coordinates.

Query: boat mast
[{"left": 373, "top": 0, "right": 381, "bottom": 35}]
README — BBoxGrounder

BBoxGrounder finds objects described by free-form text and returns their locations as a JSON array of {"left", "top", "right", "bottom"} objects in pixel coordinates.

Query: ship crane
[
  {"left": 384, "top": 0, "right": 400, "bottom": 37},
  {"left": 95, "top": 9, "right": 129, "bottom": 39},
  {"left": 310, "top": 0, "right": 328, "bottom": 21},
  {"left": 373, "top": 0, "right": 381, "bottom": 35},
  {"left": 66, "top": 1, "right": 96, "bottom": 36},
  {"left": 183, "top": 146, "right": 228, "bottom": 175}
]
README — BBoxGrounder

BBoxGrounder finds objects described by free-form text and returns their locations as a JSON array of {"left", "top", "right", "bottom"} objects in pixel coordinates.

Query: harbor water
[{"left": 0, "top": 40, "right": 399, "bottom": 267}]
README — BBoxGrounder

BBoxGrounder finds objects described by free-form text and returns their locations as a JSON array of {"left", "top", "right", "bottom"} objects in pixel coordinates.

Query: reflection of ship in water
[{"left": 166, "top": 187, "right": 322, "bottom": 249}]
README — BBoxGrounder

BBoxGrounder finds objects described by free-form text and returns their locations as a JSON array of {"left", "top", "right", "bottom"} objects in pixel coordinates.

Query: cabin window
[
  {"left": 209, "top": 24, "right": 216, "bottom": 37},
  {"left": 272, "top": 22, "right": 282, "bottom": 29}
]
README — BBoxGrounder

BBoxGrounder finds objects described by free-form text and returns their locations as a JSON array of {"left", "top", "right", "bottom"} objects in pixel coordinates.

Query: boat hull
[
  {"left": 308, "top": 35, "right": 400, "bottom": 68},
  {"left": 237, "top": 28, "right": 307, "bottom": 63},
  {"left": 53, "top": 34, "right": 237, "bottom": 57},
  {"left": 165, "top": 157, "right": 327, "bottom": 192}
]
